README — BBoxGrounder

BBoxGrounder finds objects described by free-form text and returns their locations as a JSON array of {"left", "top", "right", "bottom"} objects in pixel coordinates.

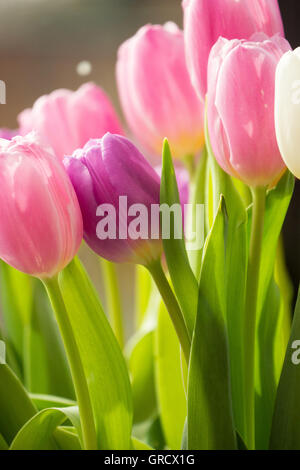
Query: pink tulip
[
  {"left": 18, "top": 82, "right": 124, "bottom": 160},
  {"left": 116, "top": 22, "right": 204, "bottom": 159},
  {"left": 183, "top": 0, "right": 284, "bottom": 102},
  {"left": 0, "top": 133, "right": 83, "bottom": 278},
  {"left": 207, "top": 35, "right": 290, "bottom": 187},
  {"left": 0, "top": 128, "right": 18, "bottom": 140}
]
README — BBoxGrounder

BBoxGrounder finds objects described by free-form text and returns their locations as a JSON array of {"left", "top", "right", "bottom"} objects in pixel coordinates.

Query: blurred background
[{"left": 0, "top": 0, "right": 299, "bottom": 313}]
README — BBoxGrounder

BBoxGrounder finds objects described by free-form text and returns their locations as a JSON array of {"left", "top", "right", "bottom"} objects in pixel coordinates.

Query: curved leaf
[
  {"left": 0, "top": 363, "right": 36, "bottom": 444},
  {"left": 160, "top": 139, "right": 198, "bottom": 336},
  {"left": 269, "top": 287, "right": 300, "bottom": 449},
  {"left": 187, "top": 196, "right": 236, "bottom": 450},
  {"left": 58, "top": 257, "right": 133, "bottom": 449},
  {"left": 10, "top": 406, "right": 81, "bottom": 450},
  {"left": 155, "top": 302, "right": 187, "bottom": 450}
]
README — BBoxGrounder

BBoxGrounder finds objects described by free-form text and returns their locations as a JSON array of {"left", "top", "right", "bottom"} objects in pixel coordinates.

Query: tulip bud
[
  {"left": 183, "top": 0, "right": 284, "bottom": 102},
  {"left": 116, "top": 23, "right": 204, "bottom": 159},
  {"left": 18, "top": 82, "right": 124, "bottom": 160},
  {"left": 0, "top": 128, "right": 18, "bottom": 140},
  {"left": 275, "top": 48, "right": 300, "bottom": 179},
  {"left": 207, "top": 35, "right": 290, "bottom": 187},
  {"left": 64, "top": 133, "right": 162, "bottom": 265},
  {"left": 0, "top": 133, "right": 83, "bottom": 278}
]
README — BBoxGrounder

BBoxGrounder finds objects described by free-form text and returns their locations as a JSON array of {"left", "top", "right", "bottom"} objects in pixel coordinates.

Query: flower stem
[
  {"left": 101, "top": 259, "right": 124, "bottom": 349},
  {"left": 244, "top": 186, "right": 266, "bottom": 450},
  {"left": 147, "top": 260, "right": 191, "bottom": 364},
  {"left": 43, "top": 276, "right": 97, "bottom": 450}
]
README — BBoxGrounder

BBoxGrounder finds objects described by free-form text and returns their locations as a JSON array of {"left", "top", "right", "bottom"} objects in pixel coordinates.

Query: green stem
[
  {"left": 43, "top": 277, "right": 97, "bottom": 450},
  {"left": 146, "top": 260, "right": 191, "bottom": 364},
  {"left": 101, "top": 259, "right": 124, "bottom": 349},
  {"left": 244, "top": 186, "right": 266, "bottom": 450}
]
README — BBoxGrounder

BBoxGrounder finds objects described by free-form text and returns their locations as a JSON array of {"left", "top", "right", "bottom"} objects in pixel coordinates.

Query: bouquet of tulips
[{"left": 0, "top": 0, "right": 299, "bottom": 452}]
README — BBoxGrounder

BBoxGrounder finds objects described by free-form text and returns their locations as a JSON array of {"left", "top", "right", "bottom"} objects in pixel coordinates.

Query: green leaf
[
  {"left": 0, "top": 363, "right": 36, "bottom": 444},
  {"left": 131, "top": 437, "right": 153, "bottom": 450},
  {"left": 54, "top": 426, "right": 81, "bottom": 450},
  {"left": 58, "top": 257, "right": 133, "bottom": 449},
  {"left": 0, "top": 263, "right": 74, "bottom": 398},
  {"left": 29, "top": 393, "right": 76, "bottom": 411},
  {"left": 146, "top": 416, "right": 165, "bottom": 450},
  {"left": 24, "top": 280, "right": 74, "bottom": 399},
  {"left": 0, "top": 434, "right": 8, "bottom": 450},
  {"left": 135, "top": 265, "right": 153, "bottom": 329},
  {"left": 205, "top": 117, "right": 248, "bottom": 441},
  {"left": 186, "top": 148, "right": 208, "bottom": 281},
  {"left": 10, "top": 406, "right": 81, "bottom": 450},
  {"left": 250, "top": 172, "right": 294, "bottom": 445},
  {"left": 128, "top": 331, "right": 157, "bottom": 424},
  {"left": 187, "top": 196, "right": 236, "bottom": 450},
  {"left": 255, "top": 171, "right": 295, "bottom": 317},
  {"left": 274, "top": 238, "right": 293, "bottom": 383},
  {"left": 155, "top": 301, "right": 187, "bottom": 450},
  {"left": 269, "top": 286, "right": 300, "bottom": 449},
  {"left": 160, "top": 139, "right": 198, "bottom": 336},
  {"left": 255, "top": 280, "right": 280, "bottom": 449},
  {"left": 126, "top": 283, "right": 161, "bottom": 424},
  {"left": 0, "top": 262, "right": 33, "bottom": 366}
]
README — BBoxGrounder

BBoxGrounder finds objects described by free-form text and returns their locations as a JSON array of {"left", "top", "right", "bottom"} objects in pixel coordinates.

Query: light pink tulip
[
  {"left": 207, "top": 35, "right": 290, "bottom": 187},
  {"left": 183, "top": 0, "right": 284, "bottom": 102},
  {"left": 116, "top": 23, "right": 204, "bottom": 159},
  {"left": 0, "top": 133, "right": 83, "bottom": 278},
  {"left": 18, "top": 82, "right": 124, "bottom": 160}
]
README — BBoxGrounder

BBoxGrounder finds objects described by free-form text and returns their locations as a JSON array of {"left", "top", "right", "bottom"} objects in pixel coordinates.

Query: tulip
[
  {"left": 65, "top": 133, "right": 191, "bottom": 363},
  {"left": 183, "top": 0, "right": 284, "bottom": 102},
  {"left": 0, "top": 133, "right": 83, "bottom": 278},
  {"left": 116, "top": 23, "right": 204, "bottom": 159},
  {"left": 18, "top": 82, "right": 124, "bottom": 160},
  {"left": 0, "top": 128, "right": 18, "bottom": 140},
  {"left": 207, "top": 35, "right": 290, "bottom": 188},
  {"left": 275, "top": 48, "right": 300, "bottom": 179},
  {"left": 64, "top": 133, "right": 162, "bottom": 265}
]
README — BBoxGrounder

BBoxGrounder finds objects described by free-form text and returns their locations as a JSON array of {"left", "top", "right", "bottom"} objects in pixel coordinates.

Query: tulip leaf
[
  {"left": 255, "top": 280, "right": 280, "bottom": 449},
  {"left": 247, "top": 171, "right": 294, "bottom": 445},
  {"left": 135, "top": 265, "right": 153, "bottom": 328},
  {"left": 160, "top": 139, "right": 198, "bottom": 336},
  {"left": 0, "top": 363, "right": 36, "bottom": 444},
  {"left": 187, "top": 196, "right": 236, "bottom": 450},
  {"left": 186, "top": 147, "right": 208, "bottom": 280},
  {"left": 127, "top": 282, "right": 160, "bottom": 424},
  {"left": 205, "top": 116, "right": 248, "bottom": 442},
  {"left": 256, "top": 171, "right": 295, "bottom": 318},
  {"left": 0, "top": 262, "right": 33, "bottom": 367},
  {"left": 0, "top": 434, "right": 8, "bottom": 450},
  {"left": 58, "top": 257, "right": 133, "bottom": 449},
  {"left": 53, "top": 426, "right": 81, "bottom": 450},
  {"left": 0, "top": 263, "right": 74, "bottom": 398},
  {"left": 29, "top": 393, "right": 76, "bottom": 411},
  {"left": 10, "top": 406, "right": 81, "bottom": 450},
  {"left": 131, "top": 437, "right": 153, "bottom": 450},
  {"left": 155, "top": 301, "right": 187, "bottom": 450},
  {"left": 269, "top": 286, "right": 300, "bottom": 449},
  {"left": 24, "top": 280, "right": 74, "bottom": 399},
  {"left": 127, "top": 330, "right": 157, "bottom": 424}
]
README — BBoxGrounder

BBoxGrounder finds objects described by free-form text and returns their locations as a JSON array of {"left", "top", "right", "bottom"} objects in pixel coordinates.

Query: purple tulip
[{"left": 64, "top": 133, "right": 162, "bottom": 265}]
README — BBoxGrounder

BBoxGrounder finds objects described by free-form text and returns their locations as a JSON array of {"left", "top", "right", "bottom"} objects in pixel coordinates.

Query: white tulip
[{"left": 275, "top": 48, "right": 300, "bottom": 179}]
